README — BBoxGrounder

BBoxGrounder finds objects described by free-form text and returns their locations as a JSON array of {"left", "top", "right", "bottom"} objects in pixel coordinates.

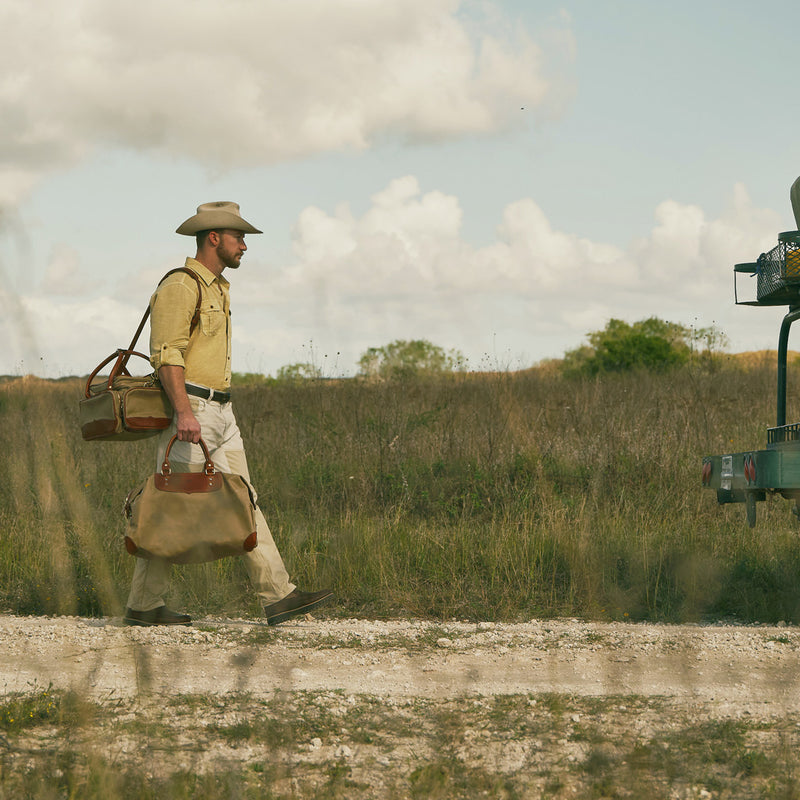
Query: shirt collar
[{"left": 184, "top": 257, "right": 230, "bottom": 288}]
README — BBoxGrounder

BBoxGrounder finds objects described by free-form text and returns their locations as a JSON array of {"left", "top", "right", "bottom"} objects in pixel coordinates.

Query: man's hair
[{"left": 195, "top": 229, "right": 219, "bottom": 249}]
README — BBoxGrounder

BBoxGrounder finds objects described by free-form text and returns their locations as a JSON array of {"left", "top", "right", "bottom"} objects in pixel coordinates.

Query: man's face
[{"left": 215, "top": 229, "right": 247, "bottom": 269}]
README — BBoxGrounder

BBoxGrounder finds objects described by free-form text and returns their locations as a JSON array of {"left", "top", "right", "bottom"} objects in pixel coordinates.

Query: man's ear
[{"left": 206, "top": 230, "right": 221, "bottom": 246}]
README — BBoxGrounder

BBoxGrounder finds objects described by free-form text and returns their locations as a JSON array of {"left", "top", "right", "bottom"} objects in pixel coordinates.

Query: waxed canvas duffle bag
[
  {"left": 123, "top": 436, "right": 258, "bottom": 564},
  {"left": 80, "top": 350, "right": 172, "bottom": 441},
  {"left": 79, "top": 267, "right": 202, "bottom": 442}
]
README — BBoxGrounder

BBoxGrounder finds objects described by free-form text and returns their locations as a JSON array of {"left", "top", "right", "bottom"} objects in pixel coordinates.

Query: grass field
[
  {"left": 2, "top": 353, "right": 799, "bottom": 624},
  {"left": 4, "top": 358, "right": 800, "bottom": 799}
]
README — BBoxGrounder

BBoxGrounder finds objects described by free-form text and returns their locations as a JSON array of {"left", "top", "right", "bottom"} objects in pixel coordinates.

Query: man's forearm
[
  {"left": 159, "top": 365, "right": 192, "bottom": 413},
  {"left": 159, "top": 365, "right": 201, "bottom": 442}
]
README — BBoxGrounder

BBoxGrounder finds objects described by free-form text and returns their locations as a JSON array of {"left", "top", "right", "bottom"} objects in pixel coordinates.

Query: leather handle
[
  {"left": 83, "top": 349, "right": 153, "bottom": 398},
  {"left": 161, "top": 435, "right": 215, "bottom": 476},
  {"left": 106, "top": 349, "right": 151, "bottom": 390}
]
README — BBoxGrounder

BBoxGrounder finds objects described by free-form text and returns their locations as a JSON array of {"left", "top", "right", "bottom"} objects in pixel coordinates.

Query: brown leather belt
[{"left": 185, "top": 384, "right": 231, "bottom": 404}]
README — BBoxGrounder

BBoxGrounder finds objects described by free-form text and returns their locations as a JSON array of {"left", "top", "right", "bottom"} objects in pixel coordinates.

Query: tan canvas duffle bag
[
  {"left": 80, "top": 268, "right": 202, "bottom": 441},
  {"left": 123, "top": 436, "right": 259, "bottom": 564}
]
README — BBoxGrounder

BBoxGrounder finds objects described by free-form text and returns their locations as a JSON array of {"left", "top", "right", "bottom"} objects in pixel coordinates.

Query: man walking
[{"left": 124, "top": 201, "right": 333, "bottom": 627}]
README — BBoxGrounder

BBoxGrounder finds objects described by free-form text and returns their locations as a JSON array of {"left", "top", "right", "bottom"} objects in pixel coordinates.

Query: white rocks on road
[{"left": 0, "top": 614, "right": 798, "bottom": 719}]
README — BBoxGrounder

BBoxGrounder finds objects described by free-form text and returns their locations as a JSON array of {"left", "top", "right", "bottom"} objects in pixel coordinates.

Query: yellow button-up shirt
[{"left": 149, "top": 258, "right": 232, "bottom": 390}]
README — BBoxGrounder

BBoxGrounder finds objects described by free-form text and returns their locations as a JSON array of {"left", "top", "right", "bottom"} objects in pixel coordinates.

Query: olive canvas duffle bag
[
  {"left": 79, "top": 350, "right": 172, "bottom": 441},
  {"left": 79, "top": 267, "right": 202, "bottom": 441},
  {"left": 123, "top": 436, "right": 258, "bottom": 564}
]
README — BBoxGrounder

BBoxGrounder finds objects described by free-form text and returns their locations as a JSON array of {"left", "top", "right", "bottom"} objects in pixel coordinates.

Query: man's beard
[{"left": 217, "top": 244, "right": 241, "bottom": 270}]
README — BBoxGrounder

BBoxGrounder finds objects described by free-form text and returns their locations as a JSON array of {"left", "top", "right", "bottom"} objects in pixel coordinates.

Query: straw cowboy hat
[{"left": 176, "top": 201, "right": 263, "bottom": 235}]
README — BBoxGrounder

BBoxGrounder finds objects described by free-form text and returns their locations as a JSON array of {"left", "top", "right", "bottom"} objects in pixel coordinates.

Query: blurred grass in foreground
[
  {"left": 2, "top": 687, "right": 800, "bottom": 799},
  {"left": 2, "top": 354, "right": 800, "bottom": 623}
]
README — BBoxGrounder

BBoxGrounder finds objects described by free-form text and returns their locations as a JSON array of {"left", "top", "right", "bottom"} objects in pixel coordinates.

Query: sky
[{"left": 3, "top": 0, "right": 800, "bottom": 379}]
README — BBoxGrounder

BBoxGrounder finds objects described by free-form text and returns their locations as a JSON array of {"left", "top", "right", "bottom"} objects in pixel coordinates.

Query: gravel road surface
[
  {"left": 5, "top": 614, "right": 800, "bottom": 796},
  {"left": 1, "top": 614, "right": 798, "bottom": 717}
]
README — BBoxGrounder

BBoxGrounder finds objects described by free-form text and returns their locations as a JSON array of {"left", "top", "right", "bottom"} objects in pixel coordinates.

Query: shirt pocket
[{"left": 199, "top": 307, "right": 226, "bottom": 337}]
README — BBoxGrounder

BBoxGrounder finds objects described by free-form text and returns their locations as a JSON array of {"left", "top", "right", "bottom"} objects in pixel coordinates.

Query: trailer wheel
[{"left": 746, "top": 491, "right": 757, "bottom": 528}]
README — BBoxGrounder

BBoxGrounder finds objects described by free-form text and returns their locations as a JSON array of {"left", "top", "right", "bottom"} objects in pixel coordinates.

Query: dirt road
[
  {"left": 4, "top": 614, "right": 800, "bottom": 796},
  {"left": 1, "top": 614, "right": 798, "bottom": 716}
]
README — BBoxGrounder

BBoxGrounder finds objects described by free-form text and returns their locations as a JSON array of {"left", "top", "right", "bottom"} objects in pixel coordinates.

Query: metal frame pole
[{"left": 777, "top": 307, "right": 800, "bottom": 427}]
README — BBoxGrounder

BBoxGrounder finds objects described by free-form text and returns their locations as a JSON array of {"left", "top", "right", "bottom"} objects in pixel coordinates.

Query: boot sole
[{"left": 266, "top": 593, "right": 333, "bottom": 626}]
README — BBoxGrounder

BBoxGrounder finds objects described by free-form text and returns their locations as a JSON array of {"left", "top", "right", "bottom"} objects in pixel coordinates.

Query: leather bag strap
[
  {"left": 90, "top": 267, "right": 204, "bottom": 394},
  {"left": 83, "top": 349, "right": 154, "bottom": 397},
  {"left": 161, "top": 435, "right": 215, "bottom": 476},
  {"left": 125, "top": 266, "right": 203, "bottom": 358}
]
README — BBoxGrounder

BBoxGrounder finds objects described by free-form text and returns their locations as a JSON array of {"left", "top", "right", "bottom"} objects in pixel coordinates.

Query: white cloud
[
  {"left": 286, "top": 176, "right": 467, "bottom": 293},
  {"left": 42, "top": 245, "right": 84, "bottom": 295},
  {"left": 0, "top": 0, "right": 570, "bottom": 206},
  {"left": 2, "top": 179, "right": 785, "bottom": 377},
  {"left": 1, "top": 293, "right": 144, "bottom": 377},
  {"left": 631, "top": 183, "right": 781, "bottom": 301},
  {"left": 241, "top": 179, "right": 785, "bottom": 371}
]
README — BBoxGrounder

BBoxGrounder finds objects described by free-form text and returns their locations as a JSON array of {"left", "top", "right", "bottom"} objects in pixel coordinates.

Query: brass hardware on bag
[{"left": 155, "top": 436, "right": 222, "bottom": 493}]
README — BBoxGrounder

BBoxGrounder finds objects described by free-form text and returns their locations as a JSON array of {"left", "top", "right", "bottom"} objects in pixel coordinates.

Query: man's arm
[{"left": 159, "top": 365, "right": 201, "bottom": 443}]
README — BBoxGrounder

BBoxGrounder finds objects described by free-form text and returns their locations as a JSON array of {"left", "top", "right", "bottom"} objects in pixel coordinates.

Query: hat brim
[{"left": 176, "top": 211, "right": 263, "bottom": 235}]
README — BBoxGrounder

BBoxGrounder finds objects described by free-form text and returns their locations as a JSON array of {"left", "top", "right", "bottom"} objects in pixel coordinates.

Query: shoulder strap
[
  {"left": 123, "top": 267, "right": 203, "bottom": 354},
  {"left": 159, "top": 267, "right": 204, "bottom": 336},
  {"left": 110, "top": 267, "right": 204, "bottom": 380}
]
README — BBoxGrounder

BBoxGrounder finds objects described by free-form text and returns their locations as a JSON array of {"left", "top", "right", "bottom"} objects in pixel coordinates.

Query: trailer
[{"left": 702, "top": 231, "right": 800, "bottom": 527}]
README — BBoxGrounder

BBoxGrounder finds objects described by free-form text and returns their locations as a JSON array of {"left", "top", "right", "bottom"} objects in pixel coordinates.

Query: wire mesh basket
[{"left": 754, "top": 231, "right": 800, "bottom": 304}]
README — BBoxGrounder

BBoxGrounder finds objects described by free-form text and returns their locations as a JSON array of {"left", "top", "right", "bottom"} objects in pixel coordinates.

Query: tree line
[{"left": 232, "top": 317, "right": 728, "bottom": 384}]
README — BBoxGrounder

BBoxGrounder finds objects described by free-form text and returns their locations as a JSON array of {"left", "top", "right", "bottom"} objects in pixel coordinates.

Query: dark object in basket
[{"left": 752, "top": 231, "right": 800, "bottom": 305}]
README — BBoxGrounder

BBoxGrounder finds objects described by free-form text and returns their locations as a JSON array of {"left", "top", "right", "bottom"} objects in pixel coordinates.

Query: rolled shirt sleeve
[{"left": 149, "top": 280, "right": 197, "bottom": 371}]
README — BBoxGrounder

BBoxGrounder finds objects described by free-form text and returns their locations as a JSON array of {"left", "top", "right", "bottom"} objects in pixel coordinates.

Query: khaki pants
[{"left": 126, "top": 394, "right": 295, "bottom": 611}]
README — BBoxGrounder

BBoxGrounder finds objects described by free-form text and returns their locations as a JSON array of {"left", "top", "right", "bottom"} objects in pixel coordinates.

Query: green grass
[
  {"left": 1, "top": 688, "right": 800, "bottom": 799},
  {"left": 2, "top": 359, "right": 800, "bottom": 622},
  {"left": 0, "top": 684, "right": 61, "bottom": 733}
]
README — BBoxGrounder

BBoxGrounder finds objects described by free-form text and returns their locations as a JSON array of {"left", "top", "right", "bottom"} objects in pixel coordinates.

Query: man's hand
[{"left": 175, "top": 410, "right": 201, "bottom": 443}]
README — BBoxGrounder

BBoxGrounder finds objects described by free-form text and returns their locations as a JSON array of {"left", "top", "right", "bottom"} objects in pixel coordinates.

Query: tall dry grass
[{"left": 2, "top": 353, "right": 800, "bottom": 622}]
